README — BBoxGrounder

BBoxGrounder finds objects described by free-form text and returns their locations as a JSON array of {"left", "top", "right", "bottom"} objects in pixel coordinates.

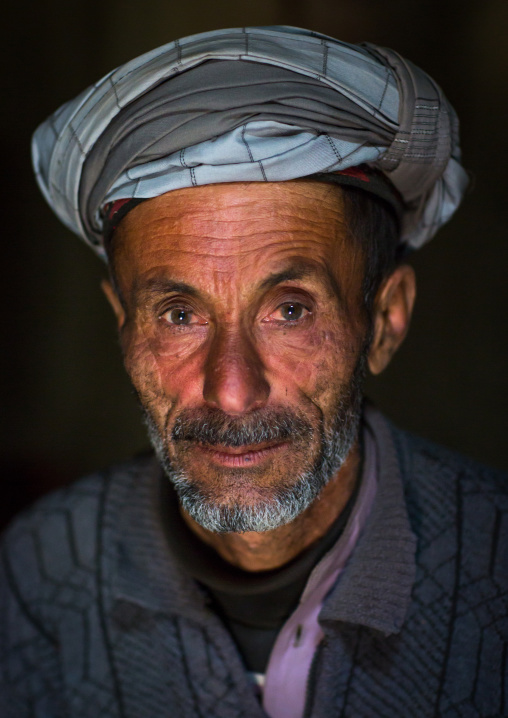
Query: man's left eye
[{"left": 269, "top": 303, "right": 310, "bottom": 322}]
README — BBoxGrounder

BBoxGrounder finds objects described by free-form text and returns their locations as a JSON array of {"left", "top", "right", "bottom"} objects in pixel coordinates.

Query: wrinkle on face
[{"left": 112, "top": 180, "right": 369, "bottom": 499}]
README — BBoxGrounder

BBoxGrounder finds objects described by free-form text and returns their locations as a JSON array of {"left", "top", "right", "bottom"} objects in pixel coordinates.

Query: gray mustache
[{"left": 171, "top": 408, "right": 313, "bottom": 448}]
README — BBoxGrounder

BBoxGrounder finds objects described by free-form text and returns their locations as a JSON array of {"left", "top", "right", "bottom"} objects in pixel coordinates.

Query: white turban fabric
[{"left": 32, "top": 26, "right": 469, "bottom": 260}]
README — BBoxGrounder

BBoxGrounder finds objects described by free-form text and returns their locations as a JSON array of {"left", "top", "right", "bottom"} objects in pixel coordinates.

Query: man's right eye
[{"left": 161, "top": 307, "right": 195, "bottom": 325}]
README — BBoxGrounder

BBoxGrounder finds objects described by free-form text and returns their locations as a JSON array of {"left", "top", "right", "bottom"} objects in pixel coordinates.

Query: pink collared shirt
[{"left": 261, "top": 424, "right": 378, "bottom": 718}]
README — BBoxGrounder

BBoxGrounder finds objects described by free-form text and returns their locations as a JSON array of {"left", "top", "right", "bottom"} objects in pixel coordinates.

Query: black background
[{"left": 2, "top": 0, "right": 507, "bottom": 529}]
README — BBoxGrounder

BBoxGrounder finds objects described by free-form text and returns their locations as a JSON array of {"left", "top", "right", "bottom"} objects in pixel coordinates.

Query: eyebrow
[
  {"left": 133, "top": 261, "right": 340, "bottom": 302},
  {"left": 133, "top": 278, "right": 201, "bottom": 300},
  {"left": 258, "top": 262, "right": 340, "bottom": 299}
]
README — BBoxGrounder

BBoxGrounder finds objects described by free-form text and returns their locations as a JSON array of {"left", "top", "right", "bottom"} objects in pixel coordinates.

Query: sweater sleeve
[
  {"left": 0, "top": 531, "right": 66, "bottom": 717},
  {"left": 0, "top": 473, "right": 107, "bottom": 717}
]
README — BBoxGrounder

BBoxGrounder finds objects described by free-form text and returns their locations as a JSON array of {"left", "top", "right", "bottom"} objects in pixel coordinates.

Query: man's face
[{"left": 111, "top": 181, "right": 370, "bottom": 532}]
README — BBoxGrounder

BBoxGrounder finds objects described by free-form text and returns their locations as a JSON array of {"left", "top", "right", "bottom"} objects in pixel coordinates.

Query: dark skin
[{"left": 103, "top": 180, "right": 416, "bottom": 571}]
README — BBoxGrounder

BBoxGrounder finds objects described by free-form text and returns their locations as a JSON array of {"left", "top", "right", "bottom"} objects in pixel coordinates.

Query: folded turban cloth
[{"left": 32, "top": 26, "right": 469, "bottom": 261}]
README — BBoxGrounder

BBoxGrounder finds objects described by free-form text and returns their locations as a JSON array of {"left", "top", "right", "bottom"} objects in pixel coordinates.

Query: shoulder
[
  {"left": 366, "top": 405, "right": 507, "bottom": 532},
  {"left": 384, "top": 415, "right": 508, "bottom": 599},
  {"left": 387, "top": 418, "right": 507, "bottom": 541},
  {"left": 377, "top": 420, "right": 508, "bottom": 710},
  {"left": 387, "top": 417, "right": 507, "bottom": 498},
  {"left": 0, "top": 454, "right": 158, "bottom": 626},
  {"left": 368, "top": 403, "right": 507, "bottom": 579}
]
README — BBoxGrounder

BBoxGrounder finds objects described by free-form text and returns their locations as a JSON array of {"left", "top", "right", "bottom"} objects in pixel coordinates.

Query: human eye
[
  {"left": 159, "top": 305, "right": 205, "bottom": 326},
  {"left": 264, "top": 302, "right": 311, "bottom": 323}
]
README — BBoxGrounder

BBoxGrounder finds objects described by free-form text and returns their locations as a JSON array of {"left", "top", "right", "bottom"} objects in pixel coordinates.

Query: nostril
[
  {"left": 203, "top": 369, "right": 270, "bottom": 414},
  {"left": 203, "top": 344, "right": 270, "bottom": 414}
]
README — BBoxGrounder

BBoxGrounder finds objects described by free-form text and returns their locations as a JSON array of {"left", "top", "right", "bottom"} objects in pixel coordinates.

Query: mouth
[{"left": 194, "top": 440, "right": 288, "bottom": 467}]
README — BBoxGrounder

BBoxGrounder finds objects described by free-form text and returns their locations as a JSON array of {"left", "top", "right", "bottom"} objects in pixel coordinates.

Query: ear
[
  {"left": 101, "top": 279, "right": 126, "bottom": 329},
  {"left": 368, "top": 264, "right": 416, "bottom": 375}
]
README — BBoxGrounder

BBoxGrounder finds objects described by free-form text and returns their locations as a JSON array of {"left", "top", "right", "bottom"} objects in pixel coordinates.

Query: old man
[{"left": 1, "top": 26, "right": 506, "bottom": 718}]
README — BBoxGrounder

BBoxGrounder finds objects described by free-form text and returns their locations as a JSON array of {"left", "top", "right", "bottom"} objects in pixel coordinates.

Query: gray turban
[{"left": 32, "top": 26, "right": 468, "bottom": 261}]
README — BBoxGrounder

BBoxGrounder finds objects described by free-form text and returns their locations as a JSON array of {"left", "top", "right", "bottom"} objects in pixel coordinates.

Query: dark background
[{"left": 2, "top": 0, "right": 507, "bottom": 530}]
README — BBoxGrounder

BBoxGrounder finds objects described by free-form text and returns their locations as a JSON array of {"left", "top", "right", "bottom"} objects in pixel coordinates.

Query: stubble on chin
[{"left": 139, "top": 361, "right": 364, "bottom": 533}]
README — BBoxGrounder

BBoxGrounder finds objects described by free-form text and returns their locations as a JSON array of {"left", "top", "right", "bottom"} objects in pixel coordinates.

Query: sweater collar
[
  {"left": 319, "top": 404, "right": 416, "bottom": 636},
  {"left": 103, "top": 455, "right": 212, "bottom": 623}
]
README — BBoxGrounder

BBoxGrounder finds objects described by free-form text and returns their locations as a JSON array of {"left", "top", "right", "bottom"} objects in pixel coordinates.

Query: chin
[
  {"left": 140, "top": 368, "right": 364, "bottom": 532},
  {"left": 158, "top": 429, "right": 355, "bottom": 533},
  {"left": 167, "top": 468, "right": 327, "bottom": 533}
]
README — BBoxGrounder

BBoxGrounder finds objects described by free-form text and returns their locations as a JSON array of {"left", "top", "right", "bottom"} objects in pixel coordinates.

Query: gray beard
[{"left": 142, "top": 357, "right": 365, "bottom": 534}]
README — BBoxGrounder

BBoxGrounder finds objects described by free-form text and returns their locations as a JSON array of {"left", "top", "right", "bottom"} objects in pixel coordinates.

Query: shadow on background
[{"left": 2, "top": 0, "right": 507, "bottom": 530}]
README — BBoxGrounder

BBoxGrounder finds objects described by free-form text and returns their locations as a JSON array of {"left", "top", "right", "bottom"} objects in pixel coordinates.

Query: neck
[{"left": 180, "top": 442, "right": 362, "bottom": 572}]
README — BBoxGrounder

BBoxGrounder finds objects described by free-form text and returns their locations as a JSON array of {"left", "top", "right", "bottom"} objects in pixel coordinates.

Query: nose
[{"left": 203, "top": 326, "right": 270, "bottom": 414}]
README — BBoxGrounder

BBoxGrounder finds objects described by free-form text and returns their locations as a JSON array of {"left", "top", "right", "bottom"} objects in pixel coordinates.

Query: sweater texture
[{"left": 1, "top": 407, "right": 507, "bottom": 717}]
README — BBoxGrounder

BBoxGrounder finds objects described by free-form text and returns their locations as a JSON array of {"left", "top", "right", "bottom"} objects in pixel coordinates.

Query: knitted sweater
[{"left": 1, "top": 407, "right": 507, "bottom": 717}]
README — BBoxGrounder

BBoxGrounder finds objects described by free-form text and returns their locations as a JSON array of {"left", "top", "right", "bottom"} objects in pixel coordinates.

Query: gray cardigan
[{"left": 1, "top": 408, "right": 507, "bottom": 717}]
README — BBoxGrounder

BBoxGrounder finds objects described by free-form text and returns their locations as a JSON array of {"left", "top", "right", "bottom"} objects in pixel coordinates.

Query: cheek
[
  {"left": 122, "top": 330, "right": 165, "bottom": 407},
  {"left": 260, "top": 321, "right": 363, "bottom": 401},
  {"left": 122, "top": 322, "right": 206, "bottom": 408}
]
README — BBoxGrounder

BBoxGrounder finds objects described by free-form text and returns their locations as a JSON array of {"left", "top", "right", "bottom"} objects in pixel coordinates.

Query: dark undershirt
[{"left": 159, "top": 463, "right": 361, "bottom": 673}]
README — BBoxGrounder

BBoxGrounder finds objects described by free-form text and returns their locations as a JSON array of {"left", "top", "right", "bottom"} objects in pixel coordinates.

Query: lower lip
[{"left": 196, "top": 442, "right": 287, "bottom": 467}]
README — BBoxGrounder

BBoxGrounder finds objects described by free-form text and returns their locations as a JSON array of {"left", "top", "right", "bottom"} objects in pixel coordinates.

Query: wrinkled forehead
[{"left": 111, "top": 181, "right": 366, "bottom": 303}]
